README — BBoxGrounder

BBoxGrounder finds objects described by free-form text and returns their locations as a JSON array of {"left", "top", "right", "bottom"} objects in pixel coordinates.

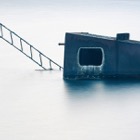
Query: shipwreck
[
  {"left": 63, "top": 32, "right": 140, "bottom": 79},
  {"left": 1, "top": 23, "right": 140, "bottom": 80}
]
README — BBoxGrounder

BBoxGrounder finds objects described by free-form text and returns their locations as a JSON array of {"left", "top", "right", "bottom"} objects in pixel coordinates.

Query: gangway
[{"left": 0, "top": 23, "right": 63, "bottom": 70}]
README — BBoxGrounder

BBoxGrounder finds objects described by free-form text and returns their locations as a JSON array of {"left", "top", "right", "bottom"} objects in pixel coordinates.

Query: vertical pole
[
  {"left": 0, "top": 24, "right": 3, "bottom": 37},
  {"left": 39, "top": 53, "right": 43, "bottom": 66},
  {"left": 49, "top": 60, "right": 52, "bottom": 70},
  {"left": 10, "top": 31, "right": 13, "bottom": 45},
  {"left": 20, "top": 38, "right": 23, "bottom": 52},
  {"left": 30, "top": 45, "right": 33, "bottom": 59}
]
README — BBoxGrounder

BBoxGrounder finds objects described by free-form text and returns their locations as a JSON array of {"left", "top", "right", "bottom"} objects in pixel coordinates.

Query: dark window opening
[{"left": 79, "top": 48, "right": 103, "bottom": 66}]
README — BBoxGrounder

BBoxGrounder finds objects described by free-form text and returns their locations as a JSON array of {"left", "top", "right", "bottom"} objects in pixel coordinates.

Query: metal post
[
  {"left": 0, "top": 24, "right": 3, "bottom": 37},
  {"left": 49, "top": 60, "right": 52, "bottom": 70},
  {"left": 39, "top": 53, "right": 42, "bottom": 66},
  {"left": 10, "top": 31, "right": 13, "bottom": 45},
  {"left": 30, "top": 45, "right": 33, "bottom": 59},
  {"left": 20, "top": 38, "right": 23, "bottom": 52}
]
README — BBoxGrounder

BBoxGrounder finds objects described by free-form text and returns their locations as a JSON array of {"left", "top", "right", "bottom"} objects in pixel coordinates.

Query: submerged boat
[
  {"left": 1, "top": 23, "right": 140, "bottom": 80},
  {"left": 63, "top": 32, "right": 140, "bottom": 79}
]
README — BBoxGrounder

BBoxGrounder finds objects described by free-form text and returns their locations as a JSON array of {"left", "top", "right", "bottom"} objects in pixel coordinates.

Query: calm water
[{"left": 0, "top": 0, "right": 140, "bottom": 140}]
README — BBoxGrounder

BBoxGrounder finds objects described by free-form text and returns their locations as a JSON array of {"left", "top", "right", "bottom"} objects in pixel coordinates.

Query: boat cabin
[{"left": 63, "top": 32, "right": 140, "bottom": 79}]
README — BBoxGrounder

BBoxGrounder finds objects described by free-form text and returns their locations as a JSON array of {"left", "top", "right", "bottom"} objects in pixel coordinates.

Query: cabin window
[{"left": 79, "top": 48, "right": 103, "bottom": 66}]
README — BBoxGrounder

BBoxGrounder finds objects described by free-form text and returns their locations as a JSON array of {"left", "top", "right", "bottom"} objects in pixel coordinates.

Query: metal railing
[{"left": 0, "top": 23, "right": 63, "bottom": 70}]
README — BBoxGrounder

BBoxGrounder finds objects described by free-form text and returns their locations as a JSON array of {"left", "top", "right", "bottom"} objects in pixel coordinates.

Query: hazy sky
[{"left": 2, "top": 0, "right": 139, "bottom": 8}]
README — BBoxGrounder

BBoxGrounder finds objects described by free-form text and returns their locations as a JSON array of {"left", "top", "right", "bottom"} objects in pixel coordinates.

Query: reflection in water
[
  {"left": 63, "top": 79, "right": 140, "bottom": 140},
  {"left": 102, "top": 79, "right": 140, "bottom": 91},
  {"left": 64, "top": 79, "right": 140, "bottom": 97},
  {"left": 64, "top": 80, "right": 95, "bottom": 94}
]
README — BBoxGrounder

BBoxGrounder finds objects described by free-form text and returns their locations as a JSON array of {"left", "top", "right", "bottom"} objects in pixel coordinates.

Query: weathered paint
[{"left": 63, "top": 32, "right": 140, "bottom": 79}]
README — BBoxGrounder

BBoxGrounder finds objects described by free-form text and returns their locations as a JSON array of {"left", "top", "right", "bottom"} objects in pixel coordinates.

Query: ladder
[{"left": 0, "top": 23, "right": 63, "bottom": 70}]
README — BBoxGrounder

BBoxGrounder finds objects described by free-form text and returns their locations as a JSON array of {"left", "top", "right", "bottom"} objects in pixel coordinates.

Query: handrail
[{"left": 0, "top": 23, "right": 63, "bottom": 70}]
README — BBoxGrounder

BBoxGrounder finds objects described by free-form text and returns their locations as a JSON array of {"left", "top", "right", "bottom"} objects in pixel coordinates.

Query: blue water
[{"left": 1, "top": 1, "right": 140, "bottom": 140}]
